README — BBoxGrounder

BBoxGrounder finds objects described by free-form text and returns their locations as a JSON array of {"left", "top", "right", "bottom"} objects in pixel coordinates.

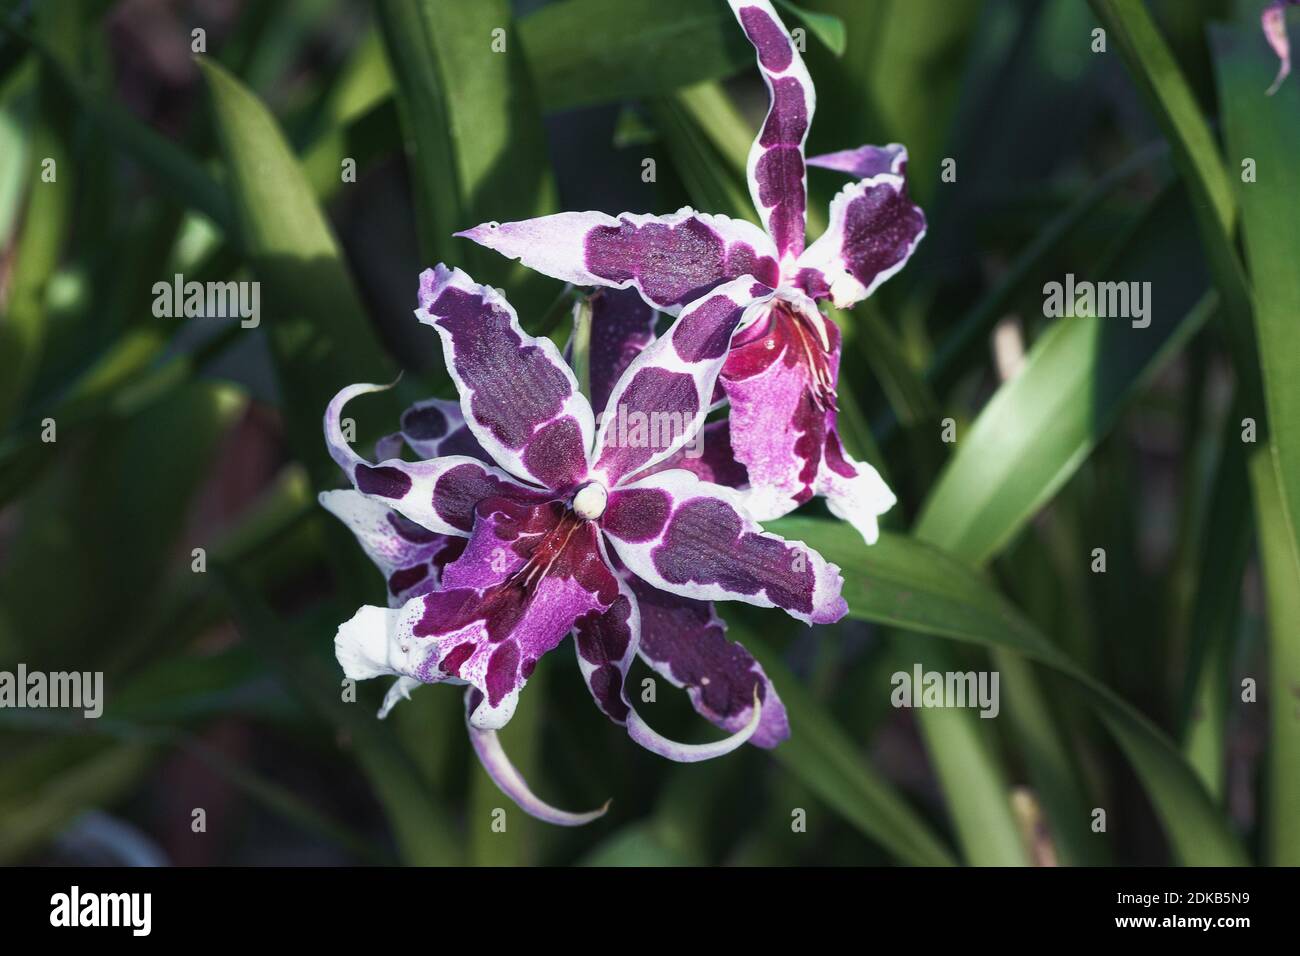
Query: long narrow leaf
[
  {"left": 1212, "top": 21, "right": 1300, "bottom": 863},
  {"left": 769, "top": 517, "right": 1248, "bottom": 866}
]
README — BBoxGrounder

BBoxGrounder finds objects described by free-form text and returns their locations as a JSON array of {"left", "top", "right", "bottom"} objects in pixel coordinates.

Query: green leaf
[
  {"left": 909, "top": 186, "right": 1217, "bottom": 863},
  {"left": 1088, "top": 0, "right": 1259, "bottom": 402},
  {"left": 11, "top": 29, "right": 232, "bottom": 234},
  {"left": 0, "top": 11, "right": 76, "bottom": 430},
  {"left": 198, "top": 57, "right": 396, "bottom": 487},
  {"left": 729, "top": 615, "right": 958, "bottom": 866},
  {"left": 893, "top": 634, "right": 1028, "bottom": 865},
  {"left": 768, "top": 517, "right": 1248, "bottom": 865},
  {"left": 650, "top": 90, "right": 752, "bottom": 222},
  {"left": 577, "top": 823, "right": 697, "bottom": 866},
  {"left": 1248, "top": 444, "right": 1300, "bottom": 864},
  {"left": 0, "top": 58, "right": 32, "bottom": 244},
  {"left": 378, "top": 0, "right": 557, "bottom": 314},
  {"left": 519, "top": 0, "right": 752, "bottom": 111},
  {"left": 1212, "top": 20, "right": 1300, "bottom": 864},
  {"left": 916, "top": 187, "right": 1215, "bottom": 565},
  {"left": 774, "top": 0, "right": 847, "bottom": 56},
  {"left": 1180, "top": 399, "right": 1252, "bottom": 798}
]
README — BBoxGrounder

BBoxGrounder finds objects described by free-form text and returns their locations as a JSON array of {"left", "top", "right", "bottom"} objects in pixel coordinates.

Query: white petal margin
[
  {"left": 465, "top": 690, "right": 610, "bottom": 826},
  {"left": 796, "top": 174, "right": 927, "bottom": 310},
  {"left": 590, "top": 277, "right": 772, "bottom": 484},
  {"left": 456, "top": 208, "right": 778, "bottom": 317},
  {"left": 606, "top": 468, "right": 847, "bottom": 626},
  {"left": 415, "top": 264, "right": 596, "bottom": 489},
  {"left": 325, "top": 380, "right": 532, "bottom": 536},
  {"left": 627, "top": 688, "right": 762, "bottom": 762},
  {"left": 818, "top": 456, "right": 896, "bottom": 547}
]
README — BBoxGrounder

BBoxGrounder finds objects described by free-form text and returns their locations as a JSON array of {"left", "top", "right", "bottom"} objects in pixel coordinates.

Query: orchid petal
[
  {"left": 382, "top": 397, "right": 489, "bottom": 463},
  {"left": 644, "top": 420, "right": 750, "bottom": 489},
  {"left": 579, "top": 287, "right": 660, "bottom": 414},
  {"left": 457, "top": 208, "right": 779, "bottom": 314},
  {"left": 1265, "top": 1, "right": 1298, "bottom": 95},
  {"left": 417, "top": 264, "right": 594, "bottom": 491},
  {"left": 627, "top": 686, "right": 763, "bottom": 762},
  {"left": 592, "top": 277, "right": 768, "bottom": 485},
  {"left": 807, "top": 143, "right": 908, "bottom": 180},
  {"left": 466, "top": 689, "right": 610, "bottom": 826},
  {"left": 334, "top": 496, "right": 620, "bottom": 730},
  {"left": 572, "top": 546, "right": 640, "bottom": 724},
  {"left": 796, "top": 171, "right": 926, "bottom": 309},
  {"left": 727, "top": 0, "right": 815, "bottom": 264},
  {"left": 817, "top": 432, "right": 897, "bottom": 546},
  {"left": 717, "top": 297, "right": 832, "bottom": 511},
  {"left": 628, "top": 576, "right": 789, "bottom": 748},
  {"left": 326, "top": 381, "right": 547, "bottom": 535},
  {"left": 717, "top": 302, "right": 894, "bottom": 542},
  {"left": 600, "top": 468, "right": 847, "bottom": 625},
  {"left": 321, "top": 489, "right": 466, "bottom": 719},
  {"left": 319, "top": 489, "right": 467, "bottom": 606}
]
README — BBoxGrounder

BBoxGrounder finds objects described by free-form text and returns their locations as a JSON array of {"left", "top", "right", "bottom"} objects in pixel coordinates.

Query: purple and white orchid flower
[
  {"left": 458, "top": 0, "right": 924, "bottom": 545},
  {"left": 1264, "top": 0, "right": 1299, "bottom": 94},
  {"left": 323, "top": 265, "right": 847, "bottom": 824}
]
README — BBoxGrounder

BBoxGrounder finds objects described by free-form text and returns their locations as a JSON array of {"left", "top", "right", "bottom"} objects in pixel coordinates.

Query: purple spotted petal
[
  {"left": 326, "top": 381, "right": 549, "bottom": 535},
  {"left": 334, "top": 494, "right": 621, "bottom": 730},
  {"left": 457, "top": 208, "right": 779, "bottom": 314},
  {"left": 808, "top": 143, "right": 908, "bottom": 180},
  {"left": 644, "top": 420, "right": 750, "bottom": 489},
  {"left": 465, "top": 688, "right": 610, "bottom": 826},
  {"left": 579, "top": 288, "right": 660, "bottom": 414},
  {"left": 796, "top": 171, "right": 926, "bottom": 309},
  {"left": 572, "top": 546, "right": 639, "bottom": 724},
  {"left": 728, "top": 0, "right": 815, "bottom": 264},
  {"left": 417, "top": 265, "right": 594, "bottom": 491},
  {"left": 599, "top": 468, "right": 846, "bottom": 626},
  {"left": 593, "top": 277, "right": 768, "bottom": 485},
  {"left": 319, "top": 489, "right": 466, "bottom": 606},
  {"left": 628, "top": 575, "right": 789, "bottom": 748},
  {"left": 717, "top": 298, "right": 895, "bottom": 544},
  {"left": 381, "top": 397, "right": 489, "bottom": 463},
  {"left": 1265, "top": 1, "right": 1299, "bottom": 94}
]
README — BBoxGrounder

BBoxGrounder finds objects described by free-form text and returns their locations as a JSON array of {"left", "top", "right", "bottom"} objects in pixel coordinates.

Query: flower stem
[{"left": 570, "top": 293, "right": 594, "bottom": 405}]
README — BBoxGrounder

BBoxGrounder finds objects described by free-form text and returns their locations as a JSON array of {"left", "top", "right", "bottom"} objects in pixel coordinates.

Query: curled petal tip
[
  {"left": 627, "top": 688, "right": 763, "bottom": 763},
  {"left": 454, "top": 222, "right": 499, "bottom": 243},
  {"left": 377, "top": 676, "right": 420, "bottom": 719},
  {"left": 468, "top": 710, "right": 610, "bottom": 826}
]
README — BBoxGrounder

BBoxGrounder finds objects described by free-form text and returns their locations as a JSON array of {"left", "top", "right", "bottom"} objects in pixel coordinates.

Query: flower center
[{"left": 571, "top": 481, "right": 608, "bottom": 521}]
